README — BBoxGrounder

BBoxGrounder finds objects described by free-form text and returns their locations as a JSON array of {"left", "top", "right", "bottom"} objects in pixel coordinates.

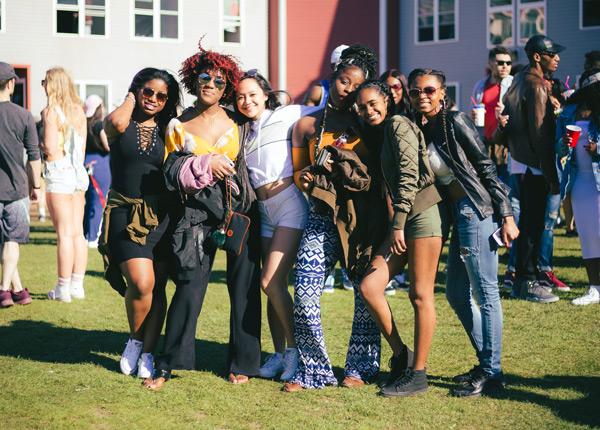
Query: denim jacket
[{"left": 556, "top": 104, "right": 600, "bottom": 198}]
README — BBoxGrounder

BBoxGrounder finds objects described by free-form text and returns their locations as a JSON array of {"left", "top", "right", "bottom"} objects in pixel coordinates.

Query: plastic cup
[
  {"left": 566, "top": 125, "right": 581, "bottom": 148},
  {"left": 562, "top": 89, "right": 575, "bottom": 100},
  {"left": 473, "top": 104, "right": 485, "bottom": 127}
]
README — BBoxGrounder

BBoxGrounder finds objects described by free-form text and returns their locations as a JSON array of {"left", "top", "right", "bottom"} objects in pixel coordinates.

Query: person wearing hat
[
  {"left": 303, "top": 44, "right": 349, "bottom": 108},
  {"left": 83, "top": 94, "right": 110, "bottom": 247},
  {"left": 500, "top": 35, "right": 565, "bottom": 303},
  {"left": 0, "top": 62, "right": 41, "bottom": 308}
]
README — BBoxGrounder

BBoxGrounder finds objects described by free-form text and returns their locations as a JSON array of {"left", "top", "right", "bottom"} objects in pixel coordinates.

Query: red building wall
[{"left": 284, "top": 0, "right": 380, "bottom": 102}]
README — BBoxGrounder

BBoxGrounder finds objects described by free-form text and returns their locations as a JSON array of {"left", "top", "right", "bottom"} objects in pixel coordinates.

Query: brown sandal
[{"left": 341, "top": 376, "right": 365, "bottom": 388}]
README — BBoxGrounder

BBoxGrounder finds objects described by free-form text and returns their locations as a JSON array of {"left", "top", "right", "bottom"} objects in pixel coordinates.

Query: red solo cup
[{"left": 566, "top": 125, "right": 581, "bottom": 148}]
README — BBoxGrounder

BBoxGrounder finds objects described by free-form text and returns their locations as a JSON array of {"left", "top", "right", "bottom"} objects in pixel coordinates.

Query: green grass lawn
[{"left": 1, "top": 222, "right": 599, "bottom": 429}]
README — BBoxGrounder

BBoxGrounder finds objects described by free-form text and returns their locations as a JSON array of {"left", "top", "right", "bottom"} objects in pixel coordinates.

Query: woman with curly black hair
[
  {"left": 354, "top": 80, "right": 443, "bottom": 397},
  {"left": 145, "top": 42, "right": 262, "bottom": 390},
  {"left": 100, "top": 67, "right": 181, "bottom": 379},
  {"left": 284, "top": 45, "right": 385, "bottom": 392}
]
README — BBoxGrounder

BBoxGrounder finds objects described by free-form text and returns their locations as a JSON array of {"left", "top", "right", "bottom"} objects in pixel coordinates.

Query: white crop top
[
  {"left": 427, "top": 142, "right": 455, "bottom": 186},
  {"left": 245, "top": 104, "right": 319, "bottom": 188}
]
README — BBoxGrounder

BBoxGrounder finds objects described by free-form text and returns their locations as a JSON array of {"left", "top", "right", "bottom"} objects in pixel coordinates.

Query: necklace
[{"left": 135, "top": 122, "right": 158, "bottom": 155}]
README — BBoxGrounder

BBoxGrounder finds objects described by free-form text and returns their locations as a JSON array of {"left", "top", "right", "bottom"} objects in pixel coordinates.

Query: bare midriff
[{"left": 255, "top": 176, "right": 294, "bottom": 201}]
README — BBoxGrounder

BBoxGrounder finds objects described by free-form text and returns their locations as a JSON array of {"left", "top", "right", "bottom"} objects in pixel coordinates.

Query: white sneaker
[
  {"left": 137, "top": 352, "right": 154, "bottom": 379},
  {"left": 280, "top": 347, "right": 299, "bottom": 381},
  {"left": 572, "top": 287, "right": 600, "bottom": 306},
  {"left": 323, "top": 272, "right": 335, "bottom": 293},
  {"left": 341, "top": 269, "right": 354, "bottom": 291},
  {"left": 47, "top": 285, "right": 72, "bottom": 303},
  {"left": 70, "top": 283, "right": 85, "bottom": 300},
  {"left": 120, "top": 338, "right": 143, "bottom": 375},
  {"left": 384, "top": 281, "right": 397, "bottom": 296},
  {"left": 259, "top": 352, "right": 284, "bottom": 378},
  {"left": 87, "top": 240, "right": 98, "bottom": 249}
]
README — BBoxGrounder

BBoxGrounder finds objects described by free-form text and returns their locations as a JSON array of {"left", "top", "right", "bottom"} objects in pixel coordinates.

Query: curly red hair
[{"left": 180, "top": 40, "right": 242, "bottom": 105}]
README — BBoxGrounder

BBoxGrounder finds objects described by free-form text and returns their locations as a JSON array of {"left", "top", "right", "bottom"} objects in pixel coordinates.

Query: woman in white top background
[
  {"left": 41, "top": 67, "right": 89, "bottom": 303},
  {"left": 235, "top": 70, "right": 318, "bottom": 380}
]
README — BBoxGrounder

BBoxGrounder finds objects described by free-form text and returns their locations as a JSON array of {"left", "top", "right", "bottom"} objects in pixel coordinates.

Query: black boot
[
  {"left": 452, "top": 364, "right": 482, "bottom": 384},
  {"left": 385, "top": 346, "right": 414, "bottom": 386},
  {"left": 452, "top": 368, "right": 505, "bottom": 398},
  {"left": 380, "top": 368, "right": 428, "bottom": 397}
]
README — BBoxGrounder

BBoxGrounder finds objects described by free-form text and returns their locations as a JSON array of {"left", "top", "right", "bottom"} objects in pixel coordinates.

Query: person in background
[
  {"left": 584, "top": 50, "right": 600, "bottom": 72},
  {"left": 83, "top": 94, "right": 110, "bottom": 248},
  {"left": 557, "top": 68, "right": 600, "bottom": 305},
  {"left": 235, "top": 70, "right": 318, "bottom": 381},
  {"left": 500, "top": 35, "right": 565, "bottom": 303},
  {"left": 102, "top": 68, "right": 181, "bottom": 380},
  {"left": 42, "top": 67, "right": 89, "bottom": 303},
  {"left": 380, "top": 69, "right": 414, "bottom": 121},
  {"left": 0, "top": 62, "right": 41, "bottom": 308},
  {"left": 410, "top": 68, "right": 518, "bottom": 397}
]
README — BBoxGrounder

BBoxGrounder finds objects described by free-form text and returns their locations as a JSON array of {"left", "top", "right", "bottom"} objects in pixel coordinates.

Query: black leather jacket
[{"left": 424, "top": 111, "right": 512, "bottom": 220}]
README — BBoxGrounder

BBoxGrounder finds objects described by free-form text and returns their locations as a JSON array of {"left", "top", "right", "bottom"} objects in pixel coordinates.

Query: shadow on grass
[
  {"left": 0, "top": 319, "right": 261, "bottom": 379},
  {"left": 428, "top": 373, "right": 600, "bottom": 427}
]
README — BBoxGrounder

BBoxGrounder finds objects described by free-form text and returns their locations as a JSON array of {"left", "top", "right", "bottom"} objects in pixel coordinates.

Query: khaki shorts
[{"left": 405, "top": 203, "right": 443, "bottom": 240}]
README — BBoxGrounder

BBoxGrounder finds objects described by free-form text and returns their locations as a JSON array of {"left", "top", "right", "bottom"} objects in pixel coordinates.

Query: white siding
[{"left": 0, "top": 0, "right": 268, "bottom": 117}]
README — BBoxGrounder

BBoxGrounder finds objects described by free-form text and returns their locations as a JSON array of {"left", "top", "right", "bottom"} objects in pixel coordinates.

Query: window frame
[
  {"left": 445, "top": 81, "right": 460, "bottom": 110},
  {"left": 486, "top": 0, "right": 513, "bottom": 48},
  {"left": 580, "top": 0, "right": 600, "bottom": 30},
  {"left": 74, "top": 79, "right": 112, "bottom": 111},
  {"left": 130, "top": 0, "right": 183, "bottom": 43},
  {"left": 516, "top": 0, "right": 546, "bottom": 47},
  {"left": 414, "top": 0, "right": 460, "bottom": 46},
  {"left": 53, "top": 0, "right": 110, "bottom": 38},
  {"left": 486, "top": 0, "right": 547, "bottom": 48},
  {"left": 0, "top": 0, "right": 5, "bottom": 34},
  {"left": 219, "top": 0, "right": 245, "bottom": 46}
]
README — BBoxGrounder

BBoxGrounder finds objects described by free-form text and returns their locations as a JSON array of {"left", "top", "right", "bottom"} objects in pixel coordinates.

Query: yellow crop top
[
  {"left": 165, "top": 118, "right": 240, "bottom": 160},
  {"left": 292, "top": 131, "right": 368, "bottom": 189}
]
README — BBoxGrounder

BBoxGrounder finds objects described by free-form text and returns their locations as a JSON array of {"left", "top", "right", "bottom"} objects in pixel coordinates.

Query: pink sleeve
[{"left": 178, "top": 154, "right": 215, "bottom": 193}]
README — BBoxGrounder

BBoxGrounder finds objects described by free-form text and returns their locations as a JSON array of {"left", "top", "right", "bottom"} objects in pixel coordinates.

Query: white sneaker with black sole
[{"left": 120, "top": 338, "right": 143, "bottom": 375}]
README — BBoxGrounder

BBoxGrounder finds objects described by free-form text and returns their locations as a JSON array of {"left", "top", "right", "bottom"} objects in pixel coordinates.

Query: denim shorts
[
  {"left": 258, "top": 184, "right": 309, "bottom": 238},
  {"left": 44, "top": 157, "right": 89, "bottom": 194},
  {"left": 0, "top": 198, "right": 30, "bottom": 244}
]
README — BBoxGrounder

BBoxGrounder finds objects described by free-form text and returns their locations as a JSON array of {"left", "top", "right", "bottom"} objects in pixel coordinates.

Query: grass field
[{"left": 0, "top": 222, "right": 599, "bottom": 429}]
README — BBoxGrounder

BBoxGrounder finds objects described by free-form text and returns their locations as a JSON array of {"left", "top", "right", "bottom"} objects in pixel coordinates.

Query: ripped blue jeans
[{"left": 445, "top": 197, "right": 503, "bottom": 378}]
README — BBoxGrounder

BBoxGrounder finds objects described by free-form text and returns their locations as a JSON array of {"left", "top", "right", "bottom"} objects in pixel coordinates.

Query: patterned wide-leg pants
[{"left": 291, "top": 207, "right": 381, "bottom": 388}]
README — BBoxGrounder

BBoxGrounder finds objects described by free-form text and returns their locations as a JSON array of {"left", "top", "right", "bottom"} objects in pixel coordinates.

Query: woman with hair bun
[
  {"left": 145, "top": 42, "right": 262, "bottom": 390},
  {"left": 284, "top": 45, "right": 386, "bottom": 392},
  {"left": 101, "top": 67, "right": 181, "bottom": 380},
  {"left": 235, "top": 70, "right": 318, "bottom": 381},
  {"left": 408, "top": 68, "right": 518, "bottom": 397}
]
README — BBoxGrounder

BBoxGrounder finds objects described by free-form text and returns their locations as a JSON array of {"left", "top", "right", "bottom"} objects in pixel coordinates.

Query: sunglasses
[
  {"left": 198, "top": 73, "right": 226, "bottom": 90},
  {"left": 141, "top": 87, "right": 168, "bottom": 103},
  {"left": 243, "top": 68, "right": 259, "bottom": 79},
  {"left": 408, "top": 86, "right": 439, "bottom": 98},
  {"left": 389, "top": 83, "right": 404, "bottom": 91},
  {"left": 496, "top": 60, "right": 512, "bottom": 66},
  {"left": 541, "top": 51, "right": 558, "bottom": 58}
]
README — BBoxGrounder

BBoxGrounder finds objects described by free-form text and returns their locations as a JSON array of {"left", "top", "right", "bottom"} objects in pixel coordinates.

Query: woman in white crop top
[
  {"left": 236, "top": 70, "right": 318, "bottom": 381},
  {"left": 41, "top": 67, "right": 89, "bottom": 303}
]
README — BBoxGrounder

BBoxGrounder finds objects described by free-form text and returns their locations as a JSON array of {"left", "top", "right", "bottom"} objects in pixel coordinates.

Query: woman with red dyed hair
[{"left": 144, "top": 42, "right": 262, "bottom": 390}]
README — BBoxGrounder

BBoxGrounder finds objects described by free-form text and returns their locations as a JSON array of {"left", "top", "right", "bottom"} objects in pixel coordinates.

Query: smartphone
[
  {"left": 315, "top": 148, "right": 331, "bottom": 167},
  {"left": 491, "top": 227, "right": 505, "bottom": 248}
]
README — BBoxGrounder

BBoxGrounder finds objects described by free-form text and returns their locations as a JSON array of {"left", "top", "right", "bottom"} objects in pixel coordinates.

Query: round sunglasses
[
  {"left": 141, "top": 87, "right": 168, "bottom": 103},
  {"left": 197, "top": 73, "right": 226, "bottom": 90}
]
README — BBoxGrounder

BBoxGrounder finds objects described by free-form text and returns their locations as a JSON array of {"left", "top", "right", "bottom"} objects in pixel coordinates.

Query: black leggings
[{"left": 156, "top": 222, "right": 262, "bottom": 376}]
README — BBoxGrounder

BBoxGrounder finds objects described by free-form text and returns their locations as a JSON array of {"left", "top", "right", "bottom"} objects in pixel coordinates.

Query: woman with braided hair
[
  {"left": 408, "top": 68, "right": 518, "bottom": 397},
  {"left": 284, "top": 45, "right": 385, "bottom": 392},
  {"left": 354, "top": 80, "right": 443, "bottom": 397}
]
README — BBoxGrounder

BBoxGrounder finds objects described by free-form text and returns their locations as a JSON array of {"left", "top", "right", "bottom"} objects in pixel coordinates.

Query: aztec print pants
[{"left": 290, "top": 206, "right": 381, "bottom": 389}]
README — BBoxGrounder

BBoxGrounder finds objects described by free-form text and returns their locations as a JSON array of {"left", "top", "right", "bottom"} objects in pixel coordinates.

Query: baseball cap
[
  {"left": 0, "top": 62, "right": 18, "bottom": 80},
  {"left": 330, "top": 44, "right": 349, "bottom": 67},
  {"left": 524, "top": 35, "right": 565, "bottom": 55},
  {"left": 84, "top": 94, "right": 103, "bottom": 118}
]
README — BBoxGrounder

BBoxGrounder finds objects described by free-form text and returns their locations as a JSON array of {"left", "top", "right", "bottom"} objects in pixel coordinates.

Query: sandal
[
  {"left": 228, "top": 373, "right": 249, "bottom": 384},
  {"left": 341, "top": 376, "right": 365, "bottom": 388}
]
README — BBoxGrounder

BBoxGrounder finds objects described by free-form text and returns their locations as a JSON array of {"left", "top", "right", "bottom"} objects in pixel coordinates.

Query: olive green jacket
[{"left": 381, "top": 115, "right": 441, "bottom": 230}]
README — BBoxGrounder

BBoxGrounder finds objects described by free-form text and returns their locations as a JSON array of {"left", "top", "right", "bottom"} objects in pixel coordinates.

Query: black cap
[
  {"left": 0, "top": 62, "right": 18, "bottom": 80},
  {"left": 524, "top": 35, "right": 565, "bottom": 55}
]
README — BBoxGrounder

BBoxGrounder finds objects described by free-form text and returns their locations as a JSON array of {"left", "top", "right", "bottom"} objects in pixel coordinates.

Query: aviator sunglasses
[
  {"left": 408, "top": 86, "right": 439, "bottom": 98},
  {"left": 141, "top": 87, "right": 168, "bottom": 103},
  {"left": 197, "top": 72, "right": 226, "bottom": 90}
]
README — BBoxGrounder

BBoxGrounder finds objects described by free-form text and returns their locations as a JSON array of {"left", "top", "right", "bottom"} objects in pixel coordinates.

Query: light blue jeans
[
  {"left": 445, "top": 198, "right": 503, "bottom": 378},
  {"left": 507, "top": 174, "right": 559, "bottom": 273}
]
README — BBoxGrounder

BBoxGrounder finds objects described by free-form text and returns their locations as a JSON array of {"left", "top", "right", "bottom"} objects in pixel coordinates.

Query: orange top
[{"left": 292, "top": 131, "right": 367, "bottom": 189}]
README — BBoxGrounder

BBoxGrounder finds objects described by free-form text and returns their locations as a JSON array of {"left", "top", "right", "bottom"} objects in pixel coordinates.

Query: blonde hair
[{"left": 45, "top": 67, "right": 83, "bottom": 131}]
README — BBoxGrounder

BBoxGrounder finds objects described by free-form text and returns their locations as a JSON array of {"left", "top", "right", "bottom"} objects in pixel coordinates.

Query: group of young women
[{"left": 40, "top": 41, "right": 525, "bottom": 398}]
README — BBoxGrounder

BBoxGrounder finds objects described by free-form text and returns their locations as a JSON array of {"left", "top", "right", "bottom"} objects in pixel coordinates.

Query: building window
[
  {"left": 446, "top": 82, "right": 459, "bottom": 110},
  {"left": 55, "top": 0, "right": 107, "bottom": 36},
  {"left": 581, "top": 0, "right": 600, "bottom": 29},
  {"left": 220, "top": 0, "right": 243, "bottom": 45},
  {"left": 0, "top": 0, "right": 5, "bottom": 33},
  {"left": 75, "top": 81, "right": 111, "bottom": 111},
  {"left": 416, "top": 0, "right": 457, "bottom": 44},
  {"left": 133, "top": 0, "right": 180, "bottom": 40},
  {"left": 487, "top": 1, "right": 545, "bottom": 47}
]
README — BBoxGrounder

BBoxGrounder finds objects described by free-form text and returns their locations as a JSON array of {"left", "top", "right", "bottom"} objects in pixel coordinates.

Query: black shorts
[{"left": 107, "top": 206, "right": 171, "bottom": 264}]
